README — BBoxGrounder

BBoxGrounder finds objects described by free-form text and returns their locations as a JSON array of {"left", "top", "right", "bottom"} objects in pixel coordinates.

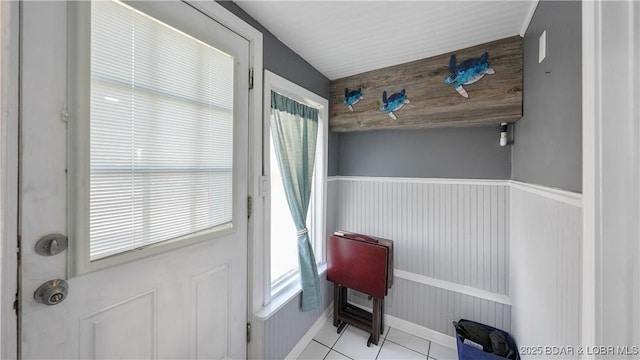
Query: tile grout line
[
  {"left": 379, "top": 326, "right": 392, "bottom": 359},
  {"left": 329, "top": 323, "right": 350, "bottom": 359},
  {"left": 373, "top": 326, "right": 392, "bottom": 359},
  {"left": 382, "top": 338, "right": 430, "bottom": 357},
  {"left": 322, "top": 323, "right": 351, "bottom": 359},
  {"left": 325, "top": 347, "right": 354, "bottom": 360},
  {"left": 373, "top": 337, "right": 387, "bottom": 360},
  {"left": 311, "top": 323, "right": 447, "bottom": 360}
]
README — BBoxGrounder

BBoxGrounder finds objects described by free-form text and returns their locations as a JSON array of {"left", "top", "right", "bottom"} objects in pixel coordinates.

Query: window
[
  {"left": 269, "top": 136, "right": 302, "bottom": 289},
  {"left": 263, "top": 71, "right": 328, "bottom": 303},
  {"left": 86, "top": 0, "right": 236, "bottom": 261}
]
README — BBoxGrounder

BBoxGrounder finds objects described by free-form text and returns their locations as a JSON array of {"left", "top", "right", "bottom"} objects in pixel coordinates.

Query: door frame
[
  {"left": 0, "top": 1, "right": 20, "bottom": 358},
  {"left": 0, "top": 1, "right": 262, "bottom": 358},
  {"left": 582, "top": 0, "right": 640, "bottom": 351}
]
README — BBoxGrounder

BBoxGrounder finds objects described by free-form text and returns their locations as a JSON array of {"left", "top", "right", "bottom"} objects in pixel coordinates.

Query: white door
[{"left": 20, "top": 1, "right": 250, "bottom": 359}]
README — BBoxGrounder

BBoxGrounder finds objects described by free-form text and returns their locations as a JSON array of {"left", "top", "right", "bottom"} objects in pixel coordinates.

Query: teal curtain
[{"left": 270, "top": 91, "right": 320, "bottom": 312}]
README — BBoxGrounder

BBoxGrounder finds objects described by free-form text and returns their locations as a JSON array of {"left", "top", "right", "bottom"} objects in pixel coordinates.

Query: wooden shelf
[{"left": 329, "top": 36, "right": 523, "bottom": 132}]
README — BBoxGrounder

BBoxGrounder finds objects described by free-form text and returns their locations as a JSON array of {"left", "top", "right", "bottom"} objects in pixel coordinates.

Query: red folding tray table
[{"left": 327, "top": 232, "right": 394, "bottom": 346}]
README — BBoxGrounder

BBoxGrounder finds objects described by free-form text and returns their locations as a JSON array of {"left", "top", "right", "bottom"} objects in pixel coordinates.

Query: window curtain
[{"left": 270, "top": 91, "right": 320, "bottom": 311}]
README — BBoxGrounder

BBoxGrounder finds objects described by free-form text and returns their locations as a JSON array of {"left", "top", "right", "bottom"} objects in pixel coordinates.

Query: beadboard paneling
[
  {"left": 510, "top": 186, "right": 582, "bottom": 355},
  {"left": 326, "top": 179, "right": 339, "bottom": 239},
  {"left": 332, "top": 176, "right": 511, "bottom": 336},
  {"left": 349, "top": 278, "right": 511, "bottom": 337},
  {"left": 260, "top": 181, "right": 339, "bottom": 360},
  {"left": 329, "top": 176, "right": 582, "bottom": 347},
  {"left": 334, "top": 177, "right": 509, "bottom": 295},
  {"left": 263, "top": 275, "right": 333, "bottom": 360}
]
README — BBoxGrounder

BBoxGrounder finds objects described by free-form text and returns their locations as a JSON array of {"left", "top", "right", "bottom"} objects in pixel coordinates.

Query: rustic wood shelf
[{"left": 329, "top": 36, "right": 523, "bottom": 132}]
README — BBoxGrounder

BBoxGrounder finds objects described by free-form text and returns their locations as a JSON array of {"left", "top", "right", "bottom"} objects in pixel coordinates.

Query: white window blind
[{"left": 89, "top": 0, "right": 235, "bottom": 261}]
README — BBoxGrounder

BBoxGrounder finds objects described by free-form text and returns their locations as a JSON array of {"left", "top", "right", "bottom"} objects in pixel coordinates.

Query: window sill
[{"left": 254, "top": 262, "right": 327, "bottom": 320}]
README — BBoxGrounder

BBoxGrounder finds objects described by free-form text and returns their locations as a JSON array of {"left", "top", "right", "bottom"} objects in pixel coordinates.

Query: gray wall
[
  {"left": 216, "top": 1, "right": 329, "bottom": 99},
  {"left": 512, "top": 1, "right": 582, "bottom": 193},
  {"left": 221, "top": 0, "right": 508, "bottom": 180},
  {"left": 216, "top": 1, "right": 340, "bottom": 176},
  {"left": 216, "top": 2, "right": 332, "bottom": 358},
  {"left": 337, "top": 126, "right": 511, "bottom": 179}
]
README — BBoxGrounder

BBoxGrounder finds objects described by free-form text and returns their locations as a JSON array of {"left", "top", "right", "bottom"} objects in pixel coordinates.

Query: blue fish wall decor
[
  {"left": 380, "top": 89, "right": 410, "bottom": 120},
  {"left": 343, "top": 87, "right": 364, "bottom": 111},
  {"left": 444, "top": 52, "right": 495, "bottom": 98}
]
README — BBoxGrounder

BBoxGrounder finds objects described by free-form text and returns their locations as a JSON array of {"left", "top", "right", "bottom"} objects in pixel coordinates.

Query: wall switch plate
[{"left": 539, "top": 30, "right": 547, "bottom": 63}]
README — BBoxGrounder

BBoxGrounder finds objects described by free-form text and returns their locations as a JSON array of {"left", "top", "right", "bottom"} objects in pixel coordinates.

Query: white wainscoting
[
  {"left": 252, "top": 180, "right": 339, "bottom": 360},
  {"left": 327, "top": 176, "right": 582, "bottom": 342},
  {"left": 331, "top": 177, "right": 509, "bottom": 295},
  {"left": 328, "top": 176, "right": 511, "bottom": 336},
  {"left": 510, "top": 183, "right": 582, "bottom": 358},
  {"left": 349, "top": 278, "right": 512, "bottom": 337},
  {"left": 262, "top": 274, "right": 333, "bottom": 360}
]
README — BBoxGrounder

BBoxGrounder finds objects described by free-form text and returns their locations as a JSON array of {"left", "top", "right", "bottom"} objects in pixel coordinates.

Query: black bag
[
  {"left": 453, "top": 320, "right": 493, "bottom": 352},
  {"left": 453, "top": 319, "right": 519, "bottom": 360},
  {"left": 489, "top": 330, "right": 510, "bottom": 357}
]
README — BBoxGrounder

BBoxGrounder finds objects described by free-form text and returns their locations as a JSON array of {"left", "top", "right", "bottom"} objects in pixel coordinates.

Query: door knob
[
  {"left": 35, "top": 234, "right": 68, "bottom": 256},
  {"left": 34, "top": 279, "right": 68, "bottom": 305}
]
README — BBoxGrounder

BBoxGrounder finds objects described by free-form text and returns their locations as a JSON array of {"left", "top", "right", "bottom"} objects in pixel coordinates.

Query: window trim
[
  {"left": 254, "top": 263, "right": 328, "bottom": 321},
  {"left": 257, "top": 70, "right": 328, "bottom": 312}
]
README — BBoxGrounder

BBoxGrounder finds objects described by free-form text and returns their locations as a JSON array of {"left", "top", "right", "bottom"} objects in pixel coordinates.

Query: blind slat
[{"left": 89, "top": 0, "right": 234, "bottom": 261}]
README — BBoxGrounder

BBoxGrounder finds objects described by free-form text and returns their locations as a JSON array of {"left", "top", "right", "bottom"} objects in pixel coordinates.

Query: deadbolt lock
[
  {"left": 34, "top": 279, "right": 68, "bottom": 306},
  {"left": 35, "top": 234, "right": 68, "bottom": 256}
]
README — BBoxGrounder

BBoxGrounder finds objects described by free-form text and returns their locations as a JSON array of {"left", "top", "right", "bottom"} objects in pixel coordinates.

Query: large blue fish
[
  {"left": 380, "top": 89, "right": 410, "bottom": 120},
  {"left": 343, "top": 87, "right": 364, "bottom": 111},
  {"left": 444, "top": 52, "right": 495, "bottom": 98}
]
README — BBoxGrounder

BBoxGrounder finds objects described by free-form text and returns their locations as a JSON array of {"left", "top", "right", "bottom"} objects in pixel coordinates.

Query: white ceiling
[{"left": 236, "top": 1, "right": 538, "bottom": 80}]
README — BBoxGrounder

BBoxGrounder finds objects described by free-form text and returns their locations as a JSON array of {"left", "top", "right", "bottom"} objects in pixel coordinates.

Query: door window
[{"left": 89, "top": 0, "right": 235, "bottom": 261}]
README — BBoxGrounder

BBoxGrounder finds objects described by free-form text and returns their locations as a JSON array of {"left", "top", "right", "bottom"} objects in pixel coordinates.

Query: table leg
[
  {"left": 371, "top": 298, "right": 381, "bottom": 345},
  {"left": 333, "top": 284, "right": 340, "bottom": 327},
  {"left": 380, "top": 298, "right": 385, "bottom": 334}
]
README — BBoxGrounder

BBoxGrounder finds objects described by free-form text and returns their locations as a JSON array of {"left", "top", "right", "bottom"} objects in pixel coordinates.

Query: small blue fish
[
  {"left": 343, "top": 88, "right": 364, "bottom": 111},
  {"left": 444, "top": 52, "right": 495, "bottom": 98},
  {"left": 380, "top": 89, "right": 410, "bottom": 120}
]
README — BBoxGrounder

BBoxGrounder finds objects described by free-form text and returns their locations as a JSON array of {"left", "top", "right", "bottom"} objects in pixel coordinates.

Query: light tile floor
[{"left": 297, "top": 319, "right": 458, "bottom": 360}]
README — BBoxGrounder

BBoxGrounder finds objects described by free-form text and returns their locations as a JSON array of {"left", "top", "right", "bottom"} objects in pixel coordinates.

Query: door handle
[{"left": 34, "top": 279, "right": 68, "bottom": 305}]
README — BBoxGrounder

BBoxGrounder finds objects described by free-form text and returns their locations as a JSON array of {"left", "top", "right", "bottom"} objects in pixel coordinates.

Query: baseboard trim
[
  {"left": 284, "top": 304, "right": 333, "bottom": 360},
  {"left": 285, "top": 302, "right": 457, "bottom": 358},
  {"left": 384, "top": 313, "right": 457, "bottom": 349}
]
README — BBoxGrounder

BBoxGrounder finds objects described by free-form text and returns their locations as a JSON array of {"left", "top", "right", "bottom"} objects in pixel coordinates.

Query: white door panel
[{"left": 20, "top": 1, "right": 249, "bottom": 358}]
